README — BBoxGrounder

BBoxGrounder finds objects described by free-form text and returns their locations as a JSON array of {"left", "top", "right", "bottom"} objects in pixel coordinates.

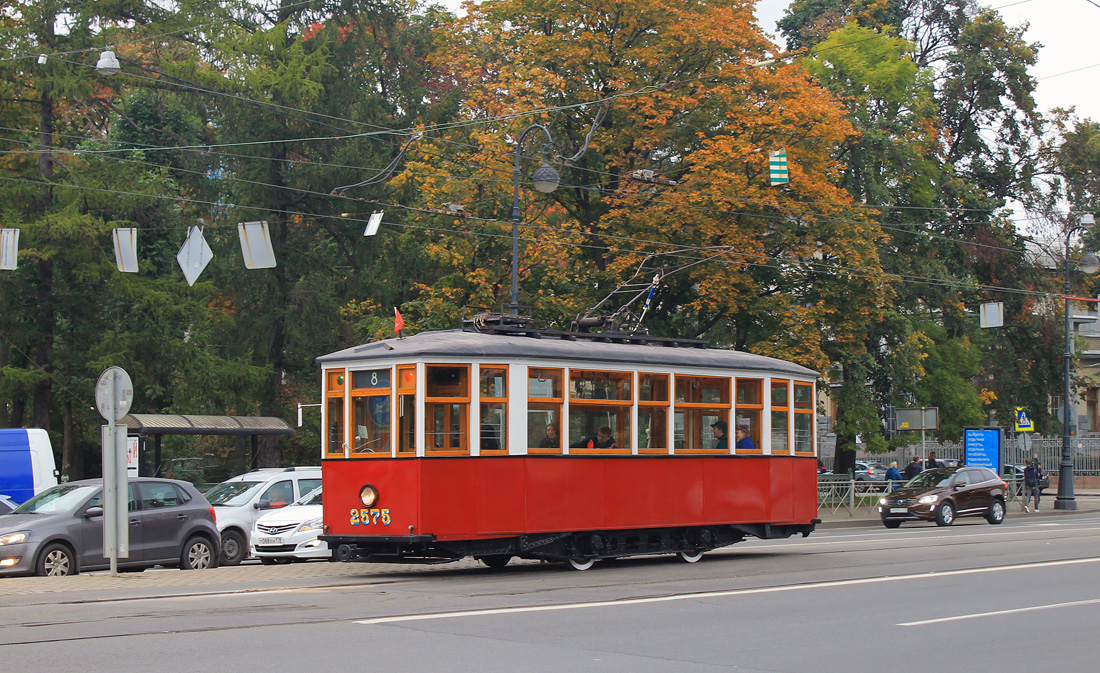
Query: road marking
[
  {"left": 354, "top": 557, "right": 1100, "bottom": 626},
  {"left": 898, "top": 597, "right": 1100, "bottom": 626}
]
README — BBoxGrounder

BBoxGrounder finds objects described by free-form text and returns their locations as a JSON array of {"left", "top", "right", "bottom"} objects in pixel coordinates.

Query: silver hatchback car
[{"left": 0, "top": 478, "right": 220, "bottom": 576}]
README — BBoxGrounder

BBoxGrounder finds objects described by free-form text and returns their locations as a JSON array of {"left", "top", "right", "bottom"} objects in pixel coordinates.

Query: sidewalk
[{"left": 817, "top": 490, "right": 1100, "bottom": 529}]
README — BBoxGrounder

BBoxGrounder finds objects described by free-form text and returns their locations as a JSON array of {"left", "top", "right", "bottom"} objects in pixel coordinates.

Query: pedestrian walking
[
  {"left": 1023, "top": 455, "right": 1044, "bottom": 513},
  {"left": 903, "top": 456, "right": 923, "bottom": 480}
]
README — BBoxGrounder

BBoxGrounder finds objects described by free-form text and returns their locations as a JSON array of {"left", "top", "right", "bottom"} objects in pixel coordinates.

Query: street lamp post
[
  {"left": 1058, "top": 215, "right": 1099, "bottom": 511},
  {"left": 509, "top": 124, "right": 560, "bottom": 316}
]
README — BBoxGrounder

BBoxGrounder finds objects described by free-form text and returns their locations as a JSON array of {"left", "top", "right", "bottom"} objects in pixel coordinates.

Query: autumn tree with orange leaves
[{"left": 408, "top": 0, "right": 892, "bottom": 461}]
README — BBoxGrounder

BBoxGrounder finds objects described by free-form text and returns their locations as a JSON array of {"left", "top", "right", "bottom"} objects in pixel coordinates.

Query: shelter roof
[{"left": 120, "top": 414, "right": 294, "bottom": 436}]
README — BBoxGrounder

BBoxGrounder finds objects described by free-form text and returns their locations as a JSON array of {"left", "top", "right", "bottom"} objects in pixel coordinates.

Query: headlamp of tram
[{"left": 359, "top": 484, "right": 379, "bottom": 507}]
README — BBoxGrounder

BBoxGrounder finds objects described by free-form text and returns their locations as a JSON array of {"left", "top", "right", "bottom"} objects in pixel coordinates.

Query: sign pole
[{"left": 96, "top": 367, "right": 134, "bottom": 577}]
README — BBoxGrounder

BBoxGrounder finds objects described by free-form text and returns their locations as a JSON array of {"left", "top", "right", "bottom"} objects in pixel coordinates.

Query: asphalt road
[{"left": 3, "top": 514, "right": 1100, "bottom": 673}]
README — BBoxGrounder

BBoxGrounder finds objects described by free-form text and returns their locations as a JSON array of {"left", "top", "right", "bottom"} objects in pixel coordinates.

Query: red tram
[{"left": 318, "top": 323, "right": 820, "bottom": 570}]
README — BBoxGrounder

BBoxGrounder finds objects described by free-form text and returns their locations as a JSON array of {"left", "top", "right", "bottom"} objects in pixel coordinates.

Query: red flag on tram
[{"left": 394, "top": 307, "right": 404, "bottom": 335}]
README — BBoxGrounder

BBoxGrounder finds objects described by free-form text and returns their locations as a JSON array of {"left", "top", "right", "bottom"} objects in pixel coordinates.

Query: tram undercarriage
[{"left": 321, "top": 520, "right": 817, "bottom": 569}]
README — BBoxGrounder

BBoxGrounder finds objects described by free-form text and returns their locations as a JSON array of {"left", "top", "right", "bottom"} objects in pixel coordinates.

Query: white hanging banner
[
  {"left": 112, "top": 228, "right": 139, "bottom": 273},
  {"left": 176, "top": 225, "right": 213, "bottom": 286},
  {"left": 238, "top": 220, "right": 276, "bottom": 269},
  {"left": 979, "top": 302, "right": 1004, "bottom": 328},
  {"left": 0, "top": 228, "right": 18, "bottom": 271},
  {"left": 364, "top": 211, "right": 383, "bottom": 237}
]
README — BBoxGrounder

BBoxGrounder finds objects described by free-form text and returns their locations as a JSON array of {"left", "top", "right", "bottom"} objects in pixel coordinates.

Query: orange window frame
[
  {"left": 479, "top": 365, "right": 508, "bottom": 455},
  {"left": 638, "top": 373, "right": 670, "bottom": 454},
  {"left": 734, "top": 378, "right": 764, "bottom": 455},
  {"left": 528, "top": 367, "right": 564, "bottom": 454},
  {"left": 567, "top": 369, "right": 632, "bottom": 455},
  {"left": 794, "top": 382, "right": 815, "bottom": 455},
  {"left": 673, "top": 375, "right": 731, "bottom": 454},
  {"left": 424, "top": 364, "right": 471, "bottom": 456},
  {"left": 396, "top": 365, "right": 416, "bottom": 455},
  {"left": 324, "top": 369, "right": 346, "bottom": 458},
  {"left": 348, "top": 368, "right": 393, "bottom": 458},
  {"left": 770, "top": 380, "right": 790, "bottom": 455}
]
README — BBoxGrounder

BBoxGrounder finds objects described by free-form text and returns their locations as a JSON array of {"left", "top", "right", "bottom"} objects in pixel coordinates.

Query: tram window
[
  {"left": 771, "top": 381, "right": 790, "bottom": 455},
  {"left": 673, "top": 375, "right": 730, "bottom": 453},
  {"left": 568, "top": 407, "right": 629, "bottom": 452},
  {"left": 529, "top": 368, "right": 563, "bottom": 453},
  {"left": 479, "top": 366, "right": 508, "bottom": 454},
  {"left": 326, "top": 396, "right": 345, "bottom": 457},
  {"left": 425, "top": 365, "right": 470, "bottom": 454},
  {"left": 397, "top": 365, "right": 416, "bottom": 455},
  {"left": 528, "top": 368, "right": 562, "bottom": 398},
  {"left": 352, "top": 395, "right": 391, "bottom": 454},
  {"left": 639, "top": 373, "right": 670, "bottom": 453},
  {"left": 398, "top": 393, "right": 415, "bottom": 454},
  {"left": 794, "top": 382, "right": 814, "bottom": 453},
  {"left": 675, "top": 376, "right": 730, "bottom": 405},
  {"left": 528, "top": 405, "right": 561, "bottom": 452},
  {"left": 639, "top": 408, "right": 668, "bottom": 450},
  {"left": 570, "top": 370, "right": 631, "bottom": 400},
  {"left": 735, "top": 378, "right": 764, "bottom": 453}
]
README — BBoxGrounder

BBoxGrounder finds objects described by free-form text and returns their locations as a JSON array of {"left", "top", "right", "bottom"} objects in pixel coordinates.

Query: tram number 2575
[{"left": 350, "top": 508, "right": 391, "bottom": 526}]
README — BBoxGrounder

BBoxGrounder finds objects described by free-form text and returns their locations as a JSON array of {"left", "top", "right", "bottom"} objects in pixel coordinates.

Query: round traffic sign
[{"left": 95, "top": 367, "right": 134, "bottom": 422}]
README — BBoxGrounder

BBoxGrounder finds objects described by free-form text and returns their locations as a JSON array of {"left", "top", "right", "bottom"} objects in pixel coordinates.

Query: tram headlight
[{"left": 360, "top": 484, "right": 379, "bottom": 507}]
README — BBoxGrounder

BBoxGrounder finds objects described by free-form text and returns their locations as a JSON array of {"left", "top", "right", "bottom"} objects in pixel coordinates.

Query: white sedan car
[{"left": 250, "top": 486, "right": 330, "bottom": 563}]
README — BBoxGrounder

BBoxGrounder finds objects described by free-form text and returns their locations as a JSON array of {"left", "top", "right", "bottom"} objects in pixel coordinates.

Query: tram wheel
[
  {"left": 481, "top": 554, "right": 512, "bottom": 570},
  {"left": 566, "top": 557, "right": 596, "bottom": 571},
  {"left": 676, "top": 550, "right": 705, "bottom": 563}
]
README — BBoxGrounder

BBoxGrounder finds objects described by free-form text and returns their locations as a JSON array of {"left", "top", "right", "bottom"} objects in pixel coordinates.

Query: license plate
[
  {"left": 889, "top": 507, "right": 908, "bottom": 514},
  {"left": 256, "top": 536, "right": 282, "bottom": 546}
]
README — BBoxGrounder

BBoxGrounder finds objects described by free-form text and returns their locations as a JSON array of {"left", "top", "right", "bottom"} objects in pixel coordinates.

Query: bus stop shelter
[{"left": 120, "top": 414, "right": 295, "bottom": 477}]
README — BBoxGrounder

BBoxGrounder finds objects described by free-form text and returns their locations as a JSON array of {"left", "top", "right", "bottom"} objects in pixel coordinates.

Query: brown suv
[{"left": 878, "top": 466, "right": 1007, "bottom": 528}]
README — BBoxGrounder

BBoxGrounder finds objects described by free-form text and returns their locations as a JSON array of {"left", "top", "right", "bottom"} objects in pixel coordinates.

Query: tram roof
[{"left": 317, "top": 329, "right": 819, "bottom": 378}]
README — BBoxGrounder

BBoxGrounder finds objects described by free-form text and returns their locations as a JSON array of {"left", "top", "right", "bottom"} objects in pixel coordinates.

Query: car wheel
[
  {"left": 935, "top": 501, "right": 955, "bottom": 526},
  {"left": 882, "top": 520, "right": 902, "bottom": 529},
  {"left": 36, "top": 542, "right": 77, "bottom": 577},
  {"left": 986, "top": 499, "right": 1006, "bottom": 525},
  {"left": 676, "top": 549, "right": 705, "bottom": 563},
  {"left": 180, "top": 536, "right": 216, "bottom": 570},
  {"left": 480, "top": 554, "right": 512, "bottom": 570},
  {"left": 220, "top": 530, "right": 246, "bottom": 566},
  {"left": 566, "top": 557, "right": 596, "bottom": 571}
]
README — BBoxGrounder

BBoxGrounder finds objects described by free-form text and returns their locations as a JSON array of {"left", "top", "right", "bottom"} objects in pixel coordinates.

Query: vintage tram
[{"left": 318, "top": 322, "right": 820, "bottom": 570}]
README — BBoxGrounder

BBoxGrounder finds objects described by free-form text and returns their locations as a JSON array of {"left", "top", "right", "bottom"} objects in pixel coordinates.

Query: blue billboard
[{"left": 963, "top": 427, "right": 1003, "bottom": 471}]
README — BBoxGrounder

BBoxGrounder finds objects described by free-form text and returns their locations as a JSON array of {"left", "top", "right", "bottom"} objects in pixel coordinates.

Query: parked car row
[{"left": 0, "top": 466, "right": 340, "bottom": 578}]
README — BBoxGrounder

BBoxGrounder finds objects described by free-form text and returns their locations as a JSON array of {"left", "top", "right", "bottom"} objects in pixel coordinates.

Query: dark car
[
  {"left": 0, "top": 478, "right": 220, "bottom": 577},
  {"left": 878, "top": 466, "right": 1007, "bottom": 528},
  {"left": 1003, "top": 464, "right": 1050, "bottom": 495}
]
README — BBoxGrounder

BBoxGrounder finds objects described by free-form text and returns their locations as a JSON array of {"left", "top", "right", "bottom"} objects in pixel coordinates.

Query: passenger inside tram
[
  {"left": 570, "top": 426, "right": 616, "bottom": 449},
  {"left": 538, "top": 424, "right": 560, "bottom": 448}
]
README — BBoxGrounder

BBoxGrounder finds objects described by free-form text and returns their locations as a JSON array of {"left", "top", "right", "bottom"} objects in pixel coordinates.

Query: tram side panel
[
  {"left": 601, "top": 458, "right": 705, "bottom": 528},
  {"left": 474, "top": 458, "right": 526, "bottom": 535},
  {"left": 323, "top": 459, "right": 420, "bottom": 537},
  {"left": 702, "top": 457, "right": 770, "bottom": 523}
]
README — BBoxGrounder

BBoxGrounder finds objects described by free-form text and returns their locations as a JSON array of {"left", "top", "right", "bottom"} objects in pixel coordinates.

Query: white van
[
  {"left": 0, "top": 429, "right": 59, "bottom": 504},
  {"left": 202, "top": 467, "right": 322, "bottom": 565}
]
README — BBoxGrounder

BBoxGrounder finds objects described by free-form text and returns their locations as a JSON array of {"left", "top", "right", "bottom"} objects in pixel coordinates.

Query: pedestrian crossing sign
[{"left": 1015, "top": 407, "right": 1033, "bottom": 432}]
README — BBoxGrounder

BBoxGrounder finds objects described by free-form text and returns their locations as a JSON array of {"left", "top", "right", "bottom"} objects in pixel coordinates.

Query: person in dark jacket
[
  {"left": 537, "top": 424, "right": 560, "bottom": 449},
  {"left": 570, "top": 425, "right": 615, "bottom": 449},
  {"left": 903, "top": 456, "right": 923, "bottom": 480},
  {"left": 1023, "top": 456, "right": 1044, "bottom": 512},
  {"left": 734, "top": 425, "right": 754, "bottom": 450},
  {"left": 711, "top": 420, "right": 729, "bottom": 451},
  {"left": 925, "top": 451, "right": 943, "bottom": 470}
]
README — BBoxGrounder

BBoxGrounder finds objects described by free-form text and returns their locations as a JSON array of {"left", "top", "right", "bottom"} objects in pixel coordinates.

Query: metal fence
[
  {"left": 816, "top": 473, "right": 1027, "bottom": 517},
  {"left": 818, "top": 436, "right": 1100, "bottom": 477}
]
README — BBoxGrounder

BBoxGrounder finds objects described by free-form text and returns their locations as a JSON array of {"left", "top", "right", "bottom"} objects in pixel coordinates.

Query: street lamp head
[
  {"left": 531, "top": 162, "right": 560, "bottom": 194},
  {"left": 96, "top": 50, "right": 121, "bottom": 76},
  {"left": 1080, "top": 252, "right": 1100, "bottom": 275},
  {"left": 1081, "top": 213, "right": 1096, "bottom": 228}
]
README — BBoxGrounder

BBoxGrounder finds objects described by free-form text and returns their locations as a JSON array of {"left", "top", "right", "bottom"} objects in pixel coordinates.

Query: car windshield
[
  {"left": 204, "top": 480, "right": 264, "bottom": 506},
  {"left": 904, "top": 469, "right": 956, "bottom": 489},
  {"left": 294, "top": 487, "right": 322, "bottom": 507},
  {"left": 12, "top": 484, "right": 98, "bottom": 513}
]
